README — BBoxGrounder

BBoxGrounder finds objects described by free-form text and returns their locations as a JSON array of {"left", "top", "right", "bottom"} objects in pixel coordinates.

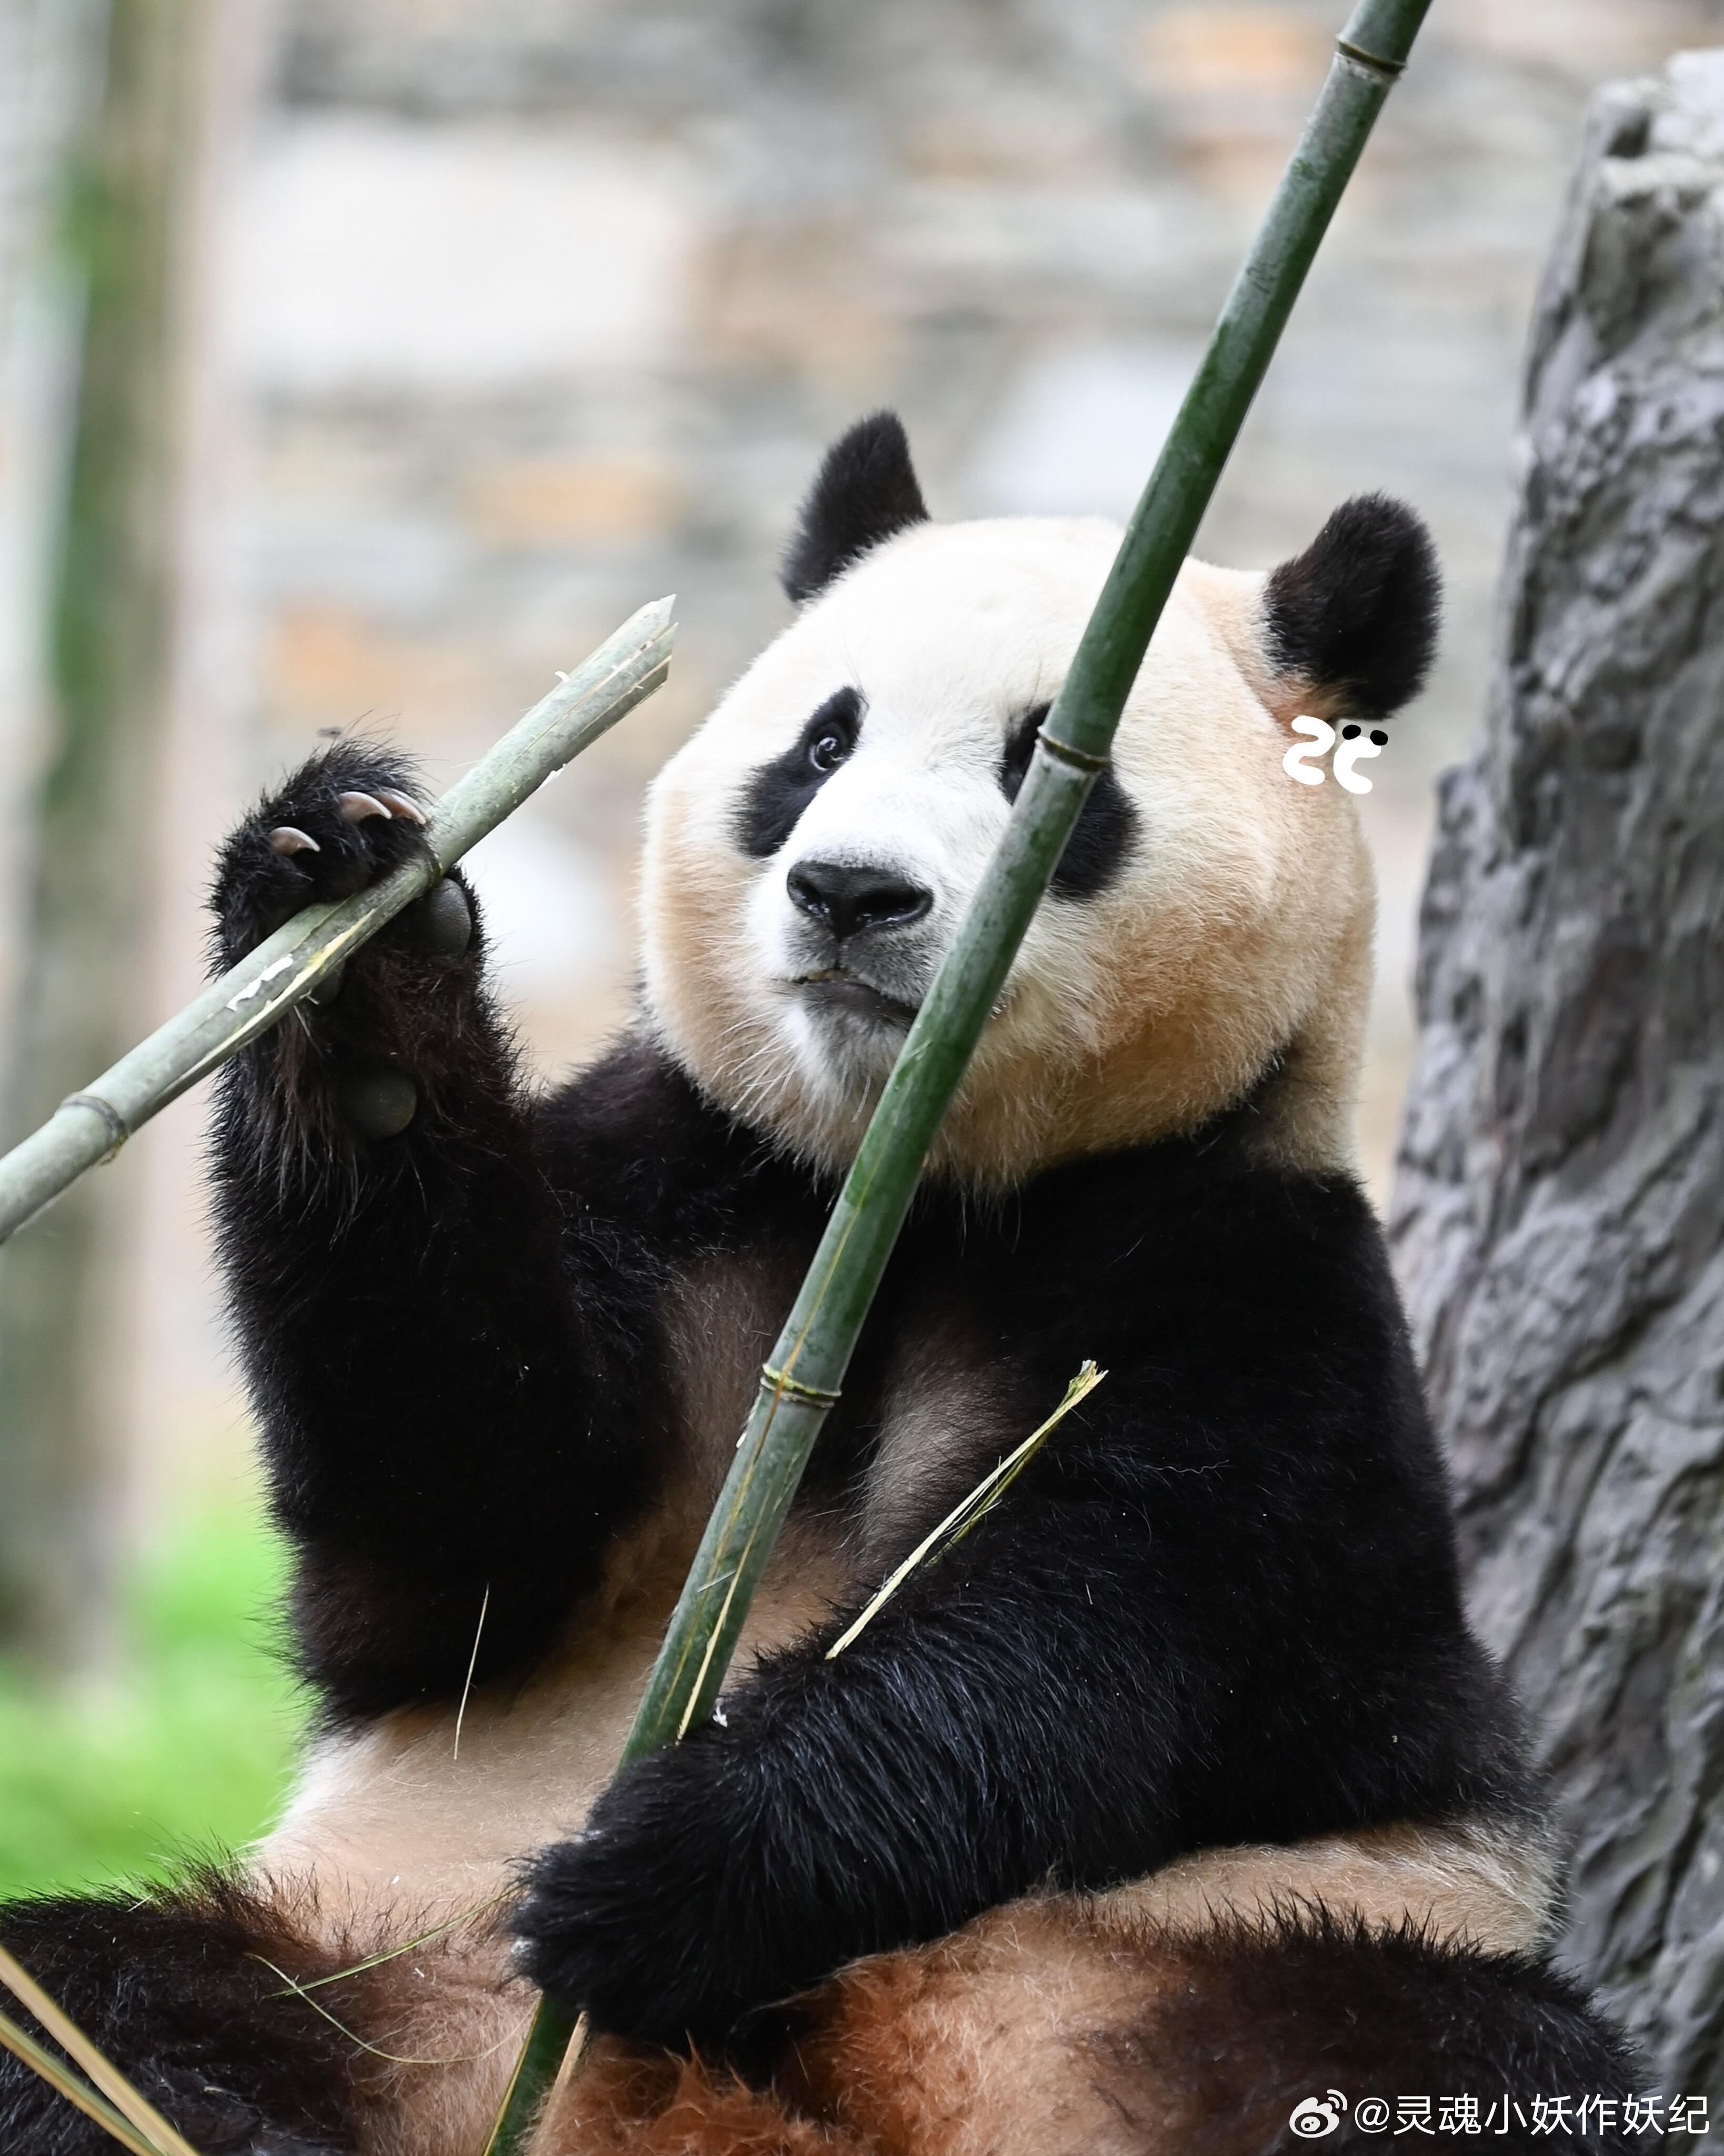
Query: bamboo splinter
[{"left": 488, "top": 1, "right": 1434, "bottom": 2147}]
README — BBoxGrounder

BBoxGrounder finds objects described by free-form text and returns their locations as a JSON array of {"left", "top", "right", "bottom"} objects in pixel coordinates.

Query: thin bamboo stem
[
  {"left": 0, "top": 1942, "right": 199, "bottom": 2156},
  {"left": 0, "top": 597, "right": 675, "bottom": 1246},
  {"left": 824, "top": 1362, "right": 1105, "bottom": 1663},
  {"left": 487, "top": 2, "right": 1432, "bottom": 2145},
  {"left": 0, "top": 2011, "right": 171, "bottom": 2156}
]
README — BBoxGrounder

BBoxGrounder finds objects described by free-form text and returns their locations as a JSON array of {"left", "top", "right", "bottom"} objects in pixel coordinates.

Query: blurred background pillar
[
  {"left": 1394, "top": 51, "right": 1724, "bottom": 2106},
  {"left": 0, "top": 0, "right": 211, "bottom": 1675}
]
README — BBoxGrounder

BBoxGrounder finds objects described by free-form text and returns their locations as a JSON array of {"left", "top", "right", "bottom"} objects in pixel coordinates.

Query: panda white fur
[{"left": 0, "top": 415, "right": 1640, "bottom": 2156}]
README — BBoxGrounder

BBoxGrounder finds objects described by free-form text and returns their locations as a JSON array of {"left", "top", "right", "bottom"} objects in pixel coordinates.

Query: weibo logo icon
[
  {"left": 1288, "top": 2091, "right": 1348, "bottom": 2138},
  {"left": 1282, "top": 716, "right": 1388, "bottom": 794}
]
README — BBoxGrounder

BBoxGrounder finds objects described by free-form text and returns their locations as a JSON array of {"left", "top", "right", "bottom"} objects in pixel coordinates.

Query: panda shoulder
[{"left": 537, "top": 1032, "right": 818, "bottom": 1247}]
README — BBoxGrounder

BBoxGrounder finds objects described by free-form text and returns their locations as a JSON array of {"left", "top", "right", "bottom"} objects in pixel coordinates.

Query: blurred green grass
[{"left": 0, "top": 1502, "right": 305, "bottom": 1899}]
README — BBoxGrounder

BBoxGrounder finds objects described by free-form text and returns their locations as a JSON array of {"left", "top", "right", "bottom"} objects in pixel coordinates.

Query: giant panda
[{"left": 1, "top": 414, "right": 1643, "bottom": 2156}]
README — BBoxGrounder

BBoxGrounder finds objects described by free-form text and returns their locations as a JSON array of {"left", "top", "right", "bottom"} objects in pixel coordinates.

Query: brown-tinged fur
[
  {"left": 853, "top": 1317, "right": 1021, "bottom": 1568},
  {"left": 1103, "top": 1816, "right": 1557, "bottom": 1960},
  {"left": 247, "top": 1122, "right": 1550, "bottom": 2156},
  {"left": 532, "top": 1895, "right": 1184, "bottom": 2156},
  {"left": 218, "top": 1821, "right": 1558, "bottom": 2156},
  {"left": 260, "top": 1540, "right": 851, "bottom": 2156},
  {"left": 531, "top": 1834, "right": 1587, "bottom": 2156},
  {"left": 537, "top": 2044, "right": 858, "bottom": 2155},
  {"left": 655, "top": 1254, "right": 814, "bottom": 1551},
  {"left": 294, "top": 1898, "right": 530, "bottom": 2156}
]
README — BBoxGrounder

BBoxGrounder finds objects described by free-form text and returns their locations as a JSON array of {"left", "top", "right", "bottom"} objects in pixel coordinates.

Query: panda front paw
[
  {"left": 510, "top": 1737, "right": 831, "bottom": 2053},
  {"left": 211, "top": 743, "right": 466, "bottom": 967}
]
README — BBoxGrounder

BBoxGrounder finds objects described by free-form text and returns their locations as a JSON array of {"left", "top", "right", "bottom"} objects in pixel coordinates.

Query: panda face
[
  {"left": 734, "top": 677, "right": 1137, "bottom": 1109},
  {"left": 642, "top": 420, "right": 1436, "bottom": 1190},
  {"left": 721, "top": 531, "right": 1142, "bottom": 1115},
  {"left": 738, "top": 678, "right": 991, "bottom": 1105}
]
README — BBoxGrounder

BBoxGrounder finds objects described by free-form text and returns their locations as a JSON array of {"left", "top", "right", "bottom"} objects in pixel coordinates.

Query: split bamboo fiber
[{"left": 488, "top": 1, "right": 1434, "bottom": 2145}]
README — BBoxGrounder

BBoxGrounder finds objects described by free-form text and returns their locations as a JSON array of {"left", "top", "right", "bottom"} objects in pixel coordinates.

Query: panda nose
[{"left": 786, "top": 860, "right": 933, "bottom": 941}]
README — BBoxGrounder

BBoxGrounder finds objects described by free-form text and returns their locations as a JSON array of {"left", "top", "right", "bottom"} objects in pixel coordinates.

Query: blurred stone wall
[
  {"left": 0, "top": 0, "right": 98, "bottom": 1033},
  {"left": 234, "top": 0, "right": 1723, "bottom": 1145},
  {"left": 9, "top": 0, "right": 1722, "bottom": 1511}
]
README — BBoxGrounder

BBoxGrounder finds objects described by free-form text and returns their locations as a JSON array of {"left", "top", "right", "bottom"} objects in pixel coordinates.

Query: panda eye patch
[
  {"left": 998, "top": 701, "right": 1139, "bottom": 902},
  {"left": 1000, "top": 703, "right": 1050, "bottom": 797},
  {"left": 734, "top": 686, "right": 864, "bottom": 859}
]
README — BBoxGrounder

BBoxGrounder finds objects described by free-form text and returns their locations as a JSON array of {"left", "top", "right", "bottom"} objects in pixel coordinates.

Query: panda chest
[
  {"left": 654, "top": 1244, "right": 1026, "bottom": 1576},
  {"left": 258, "top": 1254, "right": 1006, "bottom": 1931}
]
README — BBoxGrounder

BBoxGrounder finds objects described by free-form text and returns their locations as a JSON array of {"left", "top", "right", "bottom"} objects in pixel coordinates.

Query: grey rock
[{"left": 1391, "top": 50, "right": 1724, "bottom": 2102}]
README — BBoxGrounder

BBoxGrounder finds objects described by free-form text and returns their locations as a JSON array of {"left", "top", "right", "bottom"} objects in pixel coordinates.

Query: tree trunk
[
  {"left": 0, "top": 0, "right": 206, "bottom": 1673},
  {"left": 1391, "top": 49, "right": 1724, "bottom": 2103}
]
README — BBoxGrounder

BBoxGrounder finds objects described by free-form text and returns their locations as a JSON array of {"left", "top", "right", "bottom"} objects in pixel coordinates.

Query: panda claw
[
  {"left": 268, "top": 826, "right": 320, "bottom": 856},
  {"left": 375, "top": 787, "right": 427, "bottom": 826},
  {"left": 338, "top": 791, "right": 393, "bottom": 823}
]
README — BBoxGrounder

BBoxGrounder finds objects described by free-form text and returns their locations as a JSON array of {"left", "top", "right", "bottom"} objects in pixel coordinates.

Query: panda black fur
[{"left": 0, "top": 415, "right": 1645, "bottom": 2156}]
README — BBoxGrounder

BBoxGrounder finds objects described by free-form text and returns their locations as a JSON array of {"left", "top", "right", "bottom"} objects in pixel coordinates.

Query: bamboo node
[
  {"left": 60, "top": 1092, "right": 129, "bottom": 1161},
  {"left": 760, "top": 1362, "right": 843, "bottom": 1407},
  {"left": 1335, "top": 37, "right": 1405, "bottom": 81},
  {"left": 1036, "top": 733, "right": 1111, "bottom": 774}
]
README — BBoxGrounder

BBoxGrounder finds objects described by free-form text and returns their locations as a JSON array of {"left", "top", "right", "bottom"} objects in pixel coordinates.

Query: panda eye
[{"left": 808, "top": 731, "right": 848, "bottom": 774}]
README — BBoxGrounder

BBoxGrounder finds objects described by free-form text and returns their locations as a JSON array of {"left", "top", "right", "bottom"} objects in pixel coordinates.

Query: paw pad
[
  {"left": 410, "top": 879, "right": 474, "bottom": 957},
  {"left": 337, "top": 1066, "right": 418, "bottom": 1140}
]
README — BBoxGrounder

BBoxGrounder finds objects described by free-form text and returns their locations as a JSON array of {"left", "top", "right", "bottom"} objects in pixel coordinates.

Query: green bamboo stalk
[
  {"left": 488, "top": 2, "right": 1432, "bottom": 2145},
  {"left": 0, "top": 597, "right": 675, "bottom": 1246}
]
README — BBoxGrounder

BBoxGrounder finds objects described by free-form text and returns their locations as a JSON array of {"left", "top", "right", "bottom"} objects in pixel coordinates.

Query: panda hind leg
[
  {"left": 0, "top": 1871, "right": 363, "bottom": 2156},
  {"left": 762, "top": 1900, "right": 1643, "bottom": 2156},
  {"left": 522, "top": 1899, "right": 1647, "bottom": 2156},
  {"left": 1102, "top": 1909, "right": 1647, "bottom": 2154},
  {"left": 535, "top": 2038, "right": 864, "bottom": 2156}
]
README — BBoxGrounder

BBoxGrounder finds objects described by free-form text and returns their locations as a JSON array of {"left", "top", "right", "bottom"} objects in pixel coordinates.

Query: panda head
[{"left": 643, "top": 413, "right": 1438, "bottom": 1189}]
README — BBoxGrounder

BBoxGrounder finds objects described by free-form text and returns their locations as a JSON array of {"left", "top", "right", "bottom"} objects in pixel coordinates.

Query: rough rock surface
[{"left": 1391, "top": 49, "right": 1724, "bottom": 2102}]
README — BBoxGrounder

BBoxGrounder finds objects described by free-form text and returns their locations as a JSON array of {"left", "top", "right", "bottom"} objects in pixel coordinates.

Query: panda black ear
[
  {"left": 781, "top": 412, "right": 930, "bottom": 603},
  {"left": 1264, "top": 494, "right": 1440, "bottom": 720}
]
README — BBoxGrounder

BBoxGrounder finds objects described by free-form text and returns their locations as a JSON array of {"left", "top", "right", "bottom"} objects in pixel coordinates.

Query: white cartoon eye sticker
[
  {"left": 1281, "top": 714, "right": 1336, "bottom": 786},
  {"left": 1282, "top": 717, "right": 1390, "bottom": 791},
  {"left": 1332, "top": 723, "right": 1389, "bottom": 795}
]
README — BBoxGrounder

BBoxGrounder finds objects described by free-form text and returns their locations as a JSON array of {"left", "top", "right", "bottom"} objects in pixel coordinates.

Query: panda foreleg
[
  {"left": 208, "top": 743, "right": 662, "bottom": 1721},
  {"left": 510, "top": 1491, "right": 1187, "bottom": 2054}
]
